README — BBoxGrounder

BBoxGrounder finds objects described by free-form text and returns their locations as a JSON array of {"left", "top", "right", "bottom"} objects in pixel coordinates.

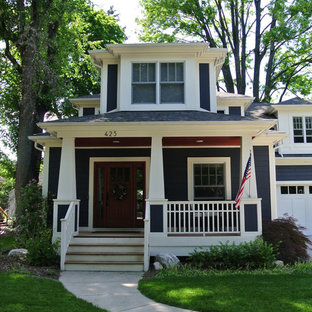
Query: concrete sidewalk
[{"left": 60, "top": 271, "right": 192, "bottom": 312}]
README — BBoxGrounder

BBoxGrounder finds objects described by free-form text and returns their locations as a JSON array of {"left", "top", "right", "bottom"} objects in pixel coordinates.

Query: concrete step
[
  {"left": 66, "top": 252, "right": 144, "bottom": 262},
  {"left": 64, "top": 261, "right": 144, "bottom": 272}
]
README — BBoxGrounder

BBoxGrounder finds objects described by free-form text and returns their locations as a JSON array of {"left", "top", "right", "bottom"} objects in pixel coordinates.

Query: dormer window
[
  {"left": 132, "top": 62, "right": 184, "bottom": 105},
  {"left": 293, "top": 117, "right": 312, "bottom": 143}
]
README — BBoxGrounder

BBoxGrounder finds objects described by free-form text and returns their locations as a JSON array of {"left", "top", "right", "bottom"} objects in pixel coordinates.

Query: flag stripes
[{"left": 235, "top": 153, "right": 252, "bottom": 209}]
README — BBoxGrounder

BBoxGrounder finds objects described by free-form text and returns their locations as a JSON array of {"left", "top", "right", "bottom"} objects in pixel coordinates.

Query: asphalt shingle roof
[
  {"left": 44, "top": 110, "right": 258, "bottom": 124},
  {"left": 274, "top": 97, "right": 312, "bottom": 105}
]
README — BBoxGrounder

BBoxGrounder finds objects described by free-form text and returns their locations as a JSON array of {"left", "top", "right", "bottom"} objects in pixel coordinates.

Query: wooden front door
[{"left": 93, "top": 162, "right": 145, "bottom": 228}]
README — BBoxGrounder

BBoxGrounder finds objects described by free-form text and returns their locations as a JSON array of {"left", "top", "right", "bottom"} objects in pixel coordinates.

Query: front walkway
[{"left": 60, "top": 271, "right": 192, "bottom": 312}]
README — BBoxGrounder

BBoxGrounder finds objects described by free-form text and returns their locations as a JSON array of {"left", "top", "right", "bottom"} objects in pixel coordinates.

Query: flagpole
[{"left": 248, "top": 150, "right": 251, "bottom": 198}]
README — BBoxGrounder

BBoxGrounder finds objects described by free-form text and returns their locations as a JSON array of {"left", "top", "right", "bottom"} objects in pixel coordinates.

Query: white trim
[
  {"left": 276, "top": 181, "right": 312, "bottom": 185},
  {"left": 100, "top": 64, "right": 107, "bottom": 113},
  {"left": 276, "top": 157, "right": 312, "bottom": 165},
  {"left": 187, "top": 157, "right": 231, "bottom": 201},
  {"left": 269, "top": 145, "right": 277, "bottom": 219},
  {"left": 88, "top": 157, "right": 150, "bottom": 231},
  {"left": 42, "top": 146, "right": 50, "bottom": 197}
]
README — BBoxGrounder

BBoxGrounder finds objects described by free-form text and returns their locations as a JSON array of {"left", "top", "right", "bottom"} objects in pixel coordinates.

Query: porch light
[
  {"left": 113, "top": 140, "right": 120, "bottom": 143},
  {"left": 196, "top": 140, "right": 204, "bottom": 143}
]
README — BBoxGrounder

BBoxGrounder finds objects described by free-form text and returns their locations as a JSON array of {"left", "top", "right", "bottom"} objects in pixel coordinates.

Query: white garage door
[{"left": 277, "top": 184, "right": 312, "bottom": 236}]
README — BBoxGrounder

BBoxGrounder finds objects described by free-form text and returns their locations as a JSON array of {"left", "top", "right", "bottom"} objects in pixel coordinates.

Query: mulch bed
[{"left": 0, "top": 224, "right": 60, "bottom": 280}]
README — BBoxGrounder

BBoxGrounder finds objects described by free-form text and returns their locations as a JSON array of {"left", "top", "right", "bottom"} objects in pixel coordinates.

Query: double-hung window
[
  {"left": 293, "top": 117, "right": 312, "bottom": 143},
  {"left": 132, "top": 62, "right": 184, "bottom": 104},
  {"left": 188, "top": 158, "right": 231, "bottom": 201}
]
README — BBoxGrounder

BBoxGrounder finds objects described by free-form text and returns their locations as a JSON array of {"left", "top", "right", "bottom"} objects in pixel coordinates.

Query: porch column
[
  {"left": 57, "top": 137, "right": 76, "bottom": 200},
  {"left": 240, "top": 136, "right": 257, "bottom": 198},
  {"left": 148, "top": 135, "right": 165, "bottom": 200},
  {"left": 100, "top": 63, "right": 107, "bottom": 113}
]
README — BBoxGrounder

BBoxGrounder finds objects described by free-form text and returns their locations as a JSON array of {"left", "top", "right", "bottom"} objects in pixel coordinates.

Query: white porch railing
[
  {"left": 143, "top": 201, "right": 150, "bottom": 272},
  {"left": 60, "top": 201, "right": 80, "bottom": 270},
  {"left": 166, "top": 201, "right": 240, "bottom": 235}
]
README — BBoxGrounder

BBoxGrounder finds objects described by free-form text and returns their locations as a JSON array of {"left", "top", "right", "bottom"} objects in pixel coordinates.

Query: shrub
[
  {"left": 188, "top": 238, "right": 276, "bottom": 270},
  {"left": 0, "top": 179, "right": 14, "bottom": 211},
  {"left": 262, "top": 216, "right": 312, "bottom": 264},
  {"left": 25, "top": 230, "right": 59, "bottom": 266},
  {"left": 16, "top": 180, "right": 59, "bottom": 266}
]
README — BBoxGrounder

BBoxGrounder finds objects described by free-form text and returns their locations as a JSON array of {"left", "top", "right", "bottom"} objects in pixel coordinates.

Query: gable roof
[{"left": 274, "top": 97, "right": 312, "bottom": 105}]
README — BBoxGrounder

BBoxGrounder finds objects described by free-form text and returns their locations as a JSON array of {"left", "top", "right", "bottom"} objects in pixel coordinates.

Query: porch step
[
  {"left": 64, "top": 234, "right": 145, "bottom": 272},
  {"left": 64, "top": 261, "right": 144, "bottom": 272},
  {"left": 66, "top": 251, "right": 144, "bottom": 262}
]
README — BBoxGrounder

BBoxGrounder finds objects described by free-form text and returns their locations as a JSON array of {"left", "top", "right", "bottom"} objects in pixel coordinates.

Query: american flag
[{"left": 235, "top": 153, "right": 252, "bottom": 209}]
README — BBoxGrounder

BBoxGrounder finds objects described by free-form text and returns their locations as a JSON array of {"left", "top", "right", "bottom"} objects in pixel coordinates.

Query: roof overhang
[
  {"left": 89, "top": 43, "right": 228, "bottom": 76},
  {"left": 28, "top": 135, "right": 62, "bottom": 147},
  {"left": 70, "top": 97, "right": 100, "bottom": 109},
  {"left": 253, "top": 130, "right": 288, "bottom": 145},
  {"left": 217, "top": 93, "right": 255, "bottom": 110},
  {"left": 269, "top": 104, "right": 312, "bottom": 114},
  {"left": 37, "top": 119, "right": 277, "bottom": 140}
]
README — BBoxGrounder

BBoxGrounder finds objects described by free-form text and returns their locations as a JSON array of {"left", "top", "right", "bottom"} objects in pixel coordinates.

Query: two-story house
[{"left": 30, "top": 43, "right": 284, "bottom": 271}]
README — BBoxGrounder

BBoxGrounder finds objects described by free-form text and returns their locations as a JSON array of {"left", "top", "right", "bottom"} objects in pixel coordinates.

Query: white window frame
[
  {"left": 293, "top": 116, "right": 312, "bottom": 143},
  {"left": 187, "top": 157, "right": 231, "bottom": 201},
  {"left": 131, "top": 61, "right": 185, "bottom": 105}
]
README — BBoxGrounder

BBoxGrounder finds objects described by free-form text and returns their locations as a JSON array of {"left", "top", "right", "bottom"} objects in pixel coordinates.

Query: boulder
[
  {"left": 275, "top": 260, "right": 284, "bottom": 267},
  {"left": 153, "top": 261, "right": 163, "bottom": 271},
  {"left": 8, "top": 249, "right": 28, "bottom": 258},
  {"left": 155, "top": 253, "right": 180, "bottom": 268}
]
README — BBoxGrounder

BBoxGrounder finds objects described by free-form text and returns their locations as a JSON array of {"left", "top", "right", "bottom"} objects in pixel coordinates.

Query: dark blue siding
[
  {"left": 244, "top": 204, "right": 258, "bottom": 231},
  {"left": 276, "top": 165, "right": 312, "bottom": 181},
  {"left": 199, "top": 64, "right": 210, "bottom": 111},
  {"left": 229, "top": 106, "right": 241, "bottom": 116},
  {"left": 75, "top": 148, "right": 151, "bottom": 227},
  {"left": 150, "top": 205, "right": 163, "bottom": 232},
  {"left": 48, "top": 147, "right": 61, "bottom": 197},
  {"left": 253, "top": 146, "right": 271, "bottom": 220},
  {"left": 107, "top": 64, "right": 118, "bottom": 112},
  {"left": 83, "top": 108, "right": 95, "bottom": 116},
  {"left": 57, "top": 204, "right": 69, "bottom": 232},
  {"left": 163, "top": 148, "right": 240, "bottom": 201}
]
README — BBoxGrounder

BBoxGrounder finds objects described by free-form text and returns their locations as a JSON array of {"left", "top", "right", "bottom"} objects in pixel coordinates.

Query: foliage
[
  {"left": 0, "top": 273, "right": 106, "bottom": 312},
  {"left": 138, "top": 0, "right": 312, "bottom": 102},
  {"left": 0, "top": 178, "right": 14, "bottom": 211},
  {"left": 188, "top": 238, "right": 276, "bottom": 270},
  {"left": 25, "top": 230, "right": 59, "bottom": 266},
  {"left": 0, "top": 236, "right": 17, "bottom": 254},
  {"left": 16, "top": 180, "right": 58, "bottom": 266},
  {"left": 152, "top": 261, "right": 312, "bottom": 279},
  {"left": 0, "top": 1, "right": 126, "bottom": 209},
  {"left": 262, "top": 216, "right": 312, "bottom": 264},
  {"left": 139, "top": 270, "right": 312, "bottom": 312}
]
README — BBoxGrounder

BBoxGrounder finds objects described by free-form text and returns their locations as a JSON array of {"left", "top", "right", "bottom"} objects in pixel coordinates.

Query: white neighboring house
[
  {"left": 29, "top": 43, "right": 285, "bottom": 271},
  {"left": 248, "top": 98, "right": 312, "bottom": 239}
]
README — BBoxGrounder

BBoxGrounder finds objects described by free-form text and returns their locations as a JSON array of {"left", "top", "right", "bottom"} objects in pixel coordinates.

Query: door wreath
[{"left": 112, "top": 184, "right": 127, "bottom": 200}]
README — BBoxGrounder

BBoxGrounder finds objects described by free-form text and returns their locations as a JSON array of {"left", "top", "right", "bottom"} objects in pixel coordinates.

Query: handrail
[
  {"left": 0, "top": 206, "right": 8, "bottom": 223},
  {"left": 143, "top": 201, "right": 150, "bottom": 272},
  {"left": 60, "top": 201, "right": 79, "bottom": 270}
]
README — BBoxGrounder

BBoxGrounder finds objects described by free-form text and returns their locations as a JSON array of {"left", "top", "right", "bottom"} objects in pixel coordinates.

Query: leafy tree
[
  {"left": 138, "top": 0, "right": 312, "bottom": 102},
  {"left": 0, "top": 0, "right": 125, "bottom": 213}
]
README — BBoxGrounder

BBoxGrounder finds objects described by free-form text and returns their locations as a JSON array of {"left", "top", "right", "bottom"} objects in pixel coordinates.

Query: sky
[{"left": 93, "top": 0, "right": 142, "bottom": 43}]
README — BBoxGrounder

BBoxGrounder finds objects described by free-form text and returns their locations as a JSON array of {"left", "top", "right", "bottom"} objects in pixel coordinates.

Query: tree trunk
[{"left": 15, "top": 45, "right": 42, "bottom": 215}]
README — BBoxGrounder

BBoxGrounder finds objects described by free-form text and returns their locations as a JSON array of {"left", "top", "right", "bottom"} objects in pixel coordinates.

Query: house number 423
[{"left": 104, "top": 131, "right": 117, "bottom": 137}]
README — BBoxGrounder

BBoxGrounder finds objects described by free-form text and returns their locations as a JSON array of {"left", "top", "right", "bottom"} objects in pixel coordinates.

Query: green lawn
[
  {"left": 139, "top": 273, "right": 312, "bottom": 312},
  {"left": 1, "top": 272, "right": 106, "bottom": 312}
]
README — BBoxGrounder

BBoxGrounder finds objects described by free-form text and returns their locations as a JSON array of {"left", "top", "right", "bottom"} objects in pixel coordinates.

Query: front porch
[{"left": 54, "top": 197, "right": 262, "bottom": 271}]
